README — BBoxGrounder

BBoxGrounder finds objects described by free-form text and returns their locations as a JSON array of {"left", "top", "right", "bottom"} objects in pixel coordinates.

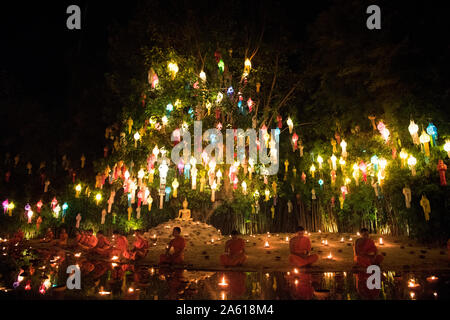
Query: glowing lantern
[
  {"left": 244, "top": 58, "right": 251, "bottom": 76},
  {"left": 53, "top": 204, "right": 61, "bottom": 218},
  {"left": 211, "top": 181, "right": 217, "bottom": 202},
  {"left": 165, "top": 186, "right": 171, "bottom": 202},
  {"left": 161, "top": 116, "right": 168, "bottom": 126},
  {"left": 167, "top": 62, "right": 179, "bottom": 79},
  {"left": 2, "top": 200, "right": 8, "bottom": 214},
  {"left": 330, "top": 154, "right": 337, "bottom": 171},
  {"left": 27, "top": 210, "right": 33, "bottom": 224},
  {"left": 339, "top": 157, "right": 346, "bottom": 170},
  {"left": 247, "top": 98, "right": 253, "bottom": 112},
  {"left": 8, "top": 202, "right": 14, "bottom": 216},
  {"left": 419, "top": 131, "right": 431, "bottom": 156},
  {"left": 216, "top": 92, "right": 223, "bottom": 104},
  {"left": 218, "top": 59, "right": 224, "bottom": 73},
  {"left": 340, "top": 140, "right": 347, "bottom": 158},
  {"left": 199, "top": 70, "right": 206, "bottom": 82},
  {"left": 359, "top": 161, "right": 367, "bottom": 182},
  {"left": 310, "top": 164, "right": 316, "bottom": 178},
  {"left": 292, "top": 133, "right": 298, "bottom": 151},
  {"left": 407, "top": 156, "right": 417, "bottom": 176},
  {"left": 399, "top": 150, "right": 408, "bottom": 168},
  {"left": 227, "top": 86, "right": 234, "bottom": 96},
  {"left": 172, "top": 179, "right": 179, "bottom": 198},
  {"left": 352, "top": 163, "right": 360, "bottom": 185},
  {"left": 286, "top": 117, "right": 293, "bottom": 134},
  {"left": 408, "top": 120, "right": 420, "bottom": 145},
  {"left": 317, "top": 155, "right": 323, "bottom": 169},
  {"left": 264, "top": 189, "right": 270, "bottom": 201},
  {"left": 241, "top": 181, "right": 247, "bottom": 195},
  {"left": 75, "top": 184, "right": 82, "bottom": 198},
  {"left": 444, "top": 140, "right": 450, "bottom": 158},
  {"left": 159, "top": 160, "right": 169, "bottom": 186},
  {"left": 426, "top": 123, "right": 438, "bottom": 146},
  {"left": 95, "top": 193, "right": 102, "bottom": 205},
  {"left": 134, "top": 132, "right": 141, "bottom": 148}
]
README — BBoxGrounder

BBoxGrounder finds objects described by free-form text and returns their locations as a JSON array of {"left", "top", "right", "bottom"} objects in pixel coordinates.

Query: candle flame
[
  {"left": 219, "top": 276, "right": 228, "bottom": 286},
  {"left": 264, "top": 241, "right": 270, "bottom": 248}
]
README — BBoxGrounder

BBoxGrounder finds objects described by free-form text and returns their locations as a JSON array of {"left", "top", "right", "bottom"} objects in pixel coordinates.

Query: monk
[
  {"left": 354, "top": 228, "right": 384, "bottom": 268},
  {"left": 159, "top": 227, "right": 186, "bottom": 265},
  {"left": 111, "top": 230, "right": 131, "bottom": 259},
  {"left": 93, "top": 231, "right": 111, "bottom": 256},
  {"left": 40, "top": 228, "right": 54, "bottom": 243},
  {"left": 289, "top": 226, "right": 318, "bottom": 267},
  {"left": 78, "top": 229, "right": 98, "bottom": 250},
  {"left": 130, "top": 230, "right": 149, "bottom": 260},
  {"left": 74, "top": 230, "right": 82, "bottom": 244},
  {"left": 220, "top": 230, "right": 247, "bottom": 267},
  {"left": 54, "top": 228, "right": 68, "bottom": 247}
]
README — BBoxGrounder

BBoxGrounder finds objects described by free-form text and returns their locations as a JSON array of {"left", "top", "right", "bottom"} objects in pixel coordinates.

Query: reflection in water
[{"left": 0, "top": 247, "right": 449, "bottom": 300}]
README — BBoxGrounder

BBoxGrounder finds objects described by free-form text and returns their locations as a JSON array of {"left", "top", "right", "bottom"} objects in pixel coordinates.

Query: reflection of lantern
[
  {"left": 408, "top": 120, "right": 420, "bottom": 145},
  {"left": 419, "top": 131, "right": 431, "bottom": 156},
  {"left": 407, "top": 156, "right": 417, "bottom": 176}
]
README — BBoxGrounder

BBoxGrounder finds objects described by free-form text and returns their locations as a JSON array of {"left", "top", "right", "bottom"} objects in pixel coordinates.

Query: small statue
[{"left": 177, "top": 198, "right": 192, "bottom": 221}]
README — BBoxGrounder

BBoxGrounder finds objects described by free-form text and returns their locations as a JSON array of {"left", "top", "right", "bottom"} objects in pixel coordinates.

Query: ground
[{"left": 142, "top": 220, "right": 450, "bottom": 272}]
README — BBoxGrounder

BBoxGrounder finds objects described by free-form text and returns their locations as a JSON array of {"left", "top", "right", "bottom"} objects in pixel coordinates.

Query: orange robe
[
  {"left": 160, "top": 236, "right": 186, "bottom": 265},
  {"left": 112, "top": 235, "right": 131, "bottom": 259},
  {"left": 288, "top": 235, "right": 318, "bottom": 267},
  {"left": 41, "top": 230, "right": 54, "bottom": 243},
  {"left": 220, "top": 238, "right": 247, "bottom": 266},
  {"left": 9, "top": 230, "right": 24, "bottom": 245},
  {"left": 57, "top": 233, "right": 68, "bottom": 246},
  {"left": 94, "top": 235, "right": 111, "bottom": 256},
  {"left": 354, "top": 238, "right": 384, "bottom": 268},
  {"left": 132, "top": 236, "right": 149, "bottom": 259}
]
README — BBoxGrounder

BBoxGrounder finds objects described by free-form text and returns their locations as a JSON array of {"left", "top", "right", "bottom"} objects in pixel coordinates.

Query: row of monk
[{"left": 6, "top": 226, "right": 385, "bottom": 268}]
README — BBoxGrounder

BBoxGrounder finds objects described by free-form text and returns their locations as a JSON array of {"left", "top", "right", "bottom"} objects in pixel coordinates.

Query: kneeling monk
[
  {"left": 93, "top": 231, "right": 111, "bottom": 257},
  {"left": 130, "top": 230, "right": 149, "bottom": 260},
  {"left": 220, "top": 230, "right": 247, "bottom": 267},
  {"left": 159, "top": 227, "right": 185, "bottom": 265},
  {"left": 289, "top": 226, "right": 318, "bottom": 267},
  {"left": 354, "top": 228, "right": 383, "bottom": 268}
]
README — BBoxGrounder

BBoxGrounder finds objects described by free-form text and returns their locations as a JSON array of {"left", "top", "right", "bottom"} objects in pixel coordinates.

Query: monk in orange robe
[
  {"left": 130, "top": 230, "right": 149, "bottom": 260},
  {"left": 354, "top": 228, "right": 383, "bottom": 268},
  {"left": 40, "top": 228, "right": 54, "bottom": 243},
  {"left": 54, "top": 228, "right": 68, "bottom": 247},
  {"left": 93, "top": 231, "right": 111, "bottom": 256},
  {"left": 160, "top": 227, "right": 186, "bottom": 265},
  {"left": 289, "top": 226, "right": 318, "bottom": 267},
  {"left": 220, "top": 230, "right": 247, "bottom": 267},
  {"left": 111, "top": 230, "right": 131, "bottom": 259},
  {"left": 78, "top": 229, "right": 98, "bottom": 250}
]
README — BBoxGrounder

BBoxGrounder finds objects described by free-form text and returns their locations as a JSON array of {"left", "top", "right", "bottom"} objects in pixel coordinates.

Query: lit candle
[
  {"left": 264, "top": 241, "right": 270, "bottom": 248},
  {"left": 426, "top": 276, "right": 439, "bottom": 283},
  {"left": 327, "top": 252, "right": 333, "bottom": 259},
  {"left": 218, "top": 275, "right": 228, "bottom": 287},
  {"left": 340, "top": 237, "right": 344, "bottom": 243},
  {"left": 379, "top": 237, "right": 384, "bottom": 245}
]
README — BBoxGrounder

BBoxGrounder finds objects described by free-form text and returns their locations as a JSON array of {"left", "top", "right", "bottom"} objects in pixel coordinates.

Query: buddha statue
[{"left": 177, "top": 198, "right": 192, "bottom": 221}]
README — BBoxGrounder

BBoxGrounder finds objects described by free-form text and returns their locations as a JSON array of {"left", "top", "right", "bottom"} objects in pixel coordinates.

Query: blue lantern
[
  {"left": 227, "top": 86, "right": 234, "bottom": 96},
  {"left": 371, "top": 155, "right": 379, "bottom": 172},
  {"left": 127, "top": 193, "right": 132, "bottom": 207},
  {"left": 165, "top": 186, "right": 171, "bottom": 202},
  {"left": 426, "top": 123, "right": 438, "bottom": 146}
]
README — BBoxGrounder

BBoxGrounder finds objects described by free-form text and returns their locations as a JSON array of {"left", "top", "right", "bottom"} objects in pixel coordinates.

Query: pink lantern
[
  {"left": 359, "top": 161, "right": 367, "bottom": 182},
  {"left": 292, "top": 133, "right": 298, "bottom": 151},
  {"left": 277, "top": 115, "right": 282, "bottom": 128},
  {"left": 340, "top": 186, "right": 348, "bottom": 200}
]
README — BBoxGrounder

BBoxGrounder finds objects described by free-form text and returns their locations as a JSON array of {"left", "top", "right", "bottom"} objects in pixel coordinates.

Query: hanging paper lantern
[
  {"left": 199, "top": 70, "right": 206, "bottom": 82},
  {"left": 172, "top": 178, "right": 179, "bottom": 198},
  {"left": 419, "top": 131, "right": 431, "bottom": 157},
  {"left": 408, "top": 120, "right": 420, "bottom": 145},
  {"left": 340, "top": 140, "right": 347, "bottom": 158},
  {"left": 247, "top": 98, "right": 253, "bottom": 112},
  {"left": 310, "top": 164, "right": 316, "bottom": 178},
  {"left": 227, "top": 86, "right": 234, "bottom": 96},
  {"left": 399, "top": 150, "right": 408, "bottom": 168},
  {"left": 218, "top": 59, "right": 225, "bottom": 73},
  {"left": 330, "top": 155, "right": 337, "bottom": 171},
  {"left": 317, "top": 155, "right": 323, "bottom": 169},
  {"left": 292, "top": 133, "right": 298, "bottom": 151},
  {"left": 371, "top": 155, "right": 379, "bottom": 172},
  {"left": 407, "top": 156, "right": 417, "bottom": 176},
  {"left": 359, "top": 161, "right": 367, "bottom": 182},
  {"left": 444, "top": 140, "right": 450, "bottom": 158},
  {"left": 437, "top": 160, "right": 447, "bottom": 186},
  {"left": 2, "top": 200, "right": 8, "bottom": 214},
  {"left": 426, "top": 123, "right": 438, "bottom": 146},
  {"left": 167, "top": 62, "right": 179, "bottom": 79},
  {"left": 244, "top": 58, "right": 252, "bottom": 76},
  {"left": 165, "top": 186, "right": 171, "bottom": 202}
]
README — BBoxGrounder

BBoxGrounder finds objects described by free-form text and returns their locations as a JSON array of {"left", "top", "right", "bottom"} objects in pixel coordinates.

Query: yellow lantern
[
  {"left": 339, "top": 157, "right": 346, "bottom": 170},
  {"left": 75, "top": 184, "right": 82, "bottom": 198},
  {"left": 241, "top": 181, "right": 247, "bottom": 195},
  {"left": 172, "top": 179, "right": 179, "bottom": 198},
  {"left": 340, "top": 140, "right": 347, "bottom": 158},
  {"left": 95, "top": 193, "right": 102, "bottom": 205},
  {"left": 168, "top": 62, "right": 179, "bottom": 79},
  {"left": 264, "top": 189, "right": 270, "bottom": 201},
  {"left": 419, "top": 131, "right": 431, "bottom": 156},
  {"left": 162, "top": 116, "right": 168, "bottom": 126},
  {"left": 399, "top": 149, "right": 408, "bottom": 168},
  {"left": 310, "top": 164, "right": 316, "bottom": 178}
]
